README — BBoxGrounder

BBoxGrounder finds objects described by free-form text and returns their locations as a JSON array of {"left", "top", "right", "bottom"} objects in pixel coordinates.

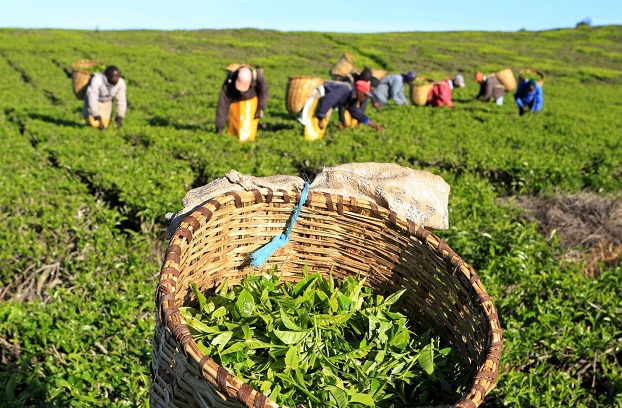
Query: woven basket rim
[
  {"left": 155, "top": 188, "right": 504, "bottom": 408},
  {"left": 412, "top": 77, "right": 435, "bottom": 85},
  {"left": 288, "top": 75, "right": 325, "bottom": 80},
  {"left": 494, "top": 68, "right": 514, "bottom": 78},
  {"left": 70, "top": 59, "right": 104, "bottom": 72},
  {"left": 411, "top": 80, "right": 435, "bottom": 106},
  {"left": 518, "top": 68, "right": 546, "bottom": 86},
  {"left": 370, "top": 69, "right": 388, "bottom": 79},
  {"left": 285, "top": 76, "right": 325, "bottom": 114},
  {"left": 339, "top": 52, "right": 356, "bottom": 62},
  {"left": 518, "top": 68, "right": 545, "bottom": 78}
]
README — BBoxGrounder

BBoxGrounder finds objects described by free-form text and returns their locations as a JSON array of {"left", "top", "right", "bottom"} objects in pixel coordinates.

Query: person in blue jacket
[
  {"left": 514, "top": 79, "right": 544, "bottom": 115},
  {"left": 316, "top": 80, "right": 384, "bottom": 132}
]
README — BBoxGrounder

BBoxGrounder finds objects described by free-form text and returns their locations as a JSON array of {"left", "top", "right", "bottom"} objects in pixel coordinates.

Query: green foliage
[
  {"left": 182, "top": 271, "right": 468, "bottom": 407},
  {"left": 0, "top": 25, "right": 621, "bottom": 407}
]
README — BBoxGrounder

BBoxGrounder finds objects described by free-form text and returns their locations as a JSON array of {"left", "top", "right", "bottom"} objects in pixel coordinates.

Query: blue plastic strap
[{"left": 249, "top": 182, "right": 310, "bottom": 268}]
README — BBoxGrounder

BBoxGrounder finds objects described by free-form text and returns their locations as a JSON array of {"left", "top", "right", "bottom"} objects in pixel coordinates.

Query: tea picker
[
  {"left": 215, "top": 65, "right": 269, "bottom": 142},
  {"left": 81, "top": 65, "right": 127, "bottom": 130}
]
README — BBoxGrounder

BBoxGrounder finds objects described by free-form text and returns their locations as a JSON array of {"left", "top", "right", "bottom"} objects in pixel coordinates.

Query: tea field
[{"left": 0, "top": 25, "right": 621, "bottom": 407}]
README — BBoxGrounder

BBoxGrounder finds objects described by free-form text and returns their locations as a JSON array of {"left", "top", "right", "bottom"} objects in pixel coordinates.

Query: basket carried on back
[
  {"left": 329, "top": 52, "right": 359, "bottom": 80},
  {"left": 226, "top": 63, "right": 264, "bottom": 74},
  {"left": 410, "top": 77, "right": 435, "bottom": 106},
  {"left": 150, "top": 188, "right": 503, "bottom": 408},
  {"left": 285, "top": 75, "right": 325, "bottom": 114},
  {"left": 226, "top": 63, "right": 246, "bottom": 73},
  {"left": 71, "top": 60, "right": 104, "bottom": 100},
  {"left": 518, "top": 68, "right": 545, "bottom": 87},
  {"left": 371, "top": 69, "right": 388, "bottom": 80},
  {"left": 494, "top": 68, "right": 517, "bottom": 92}
]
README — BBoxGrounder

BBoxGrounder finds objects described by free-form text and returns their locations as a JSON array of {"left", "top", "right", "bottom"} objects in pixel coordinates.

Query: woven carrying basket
[
  {"left": 518, "top": 68, "right": 545, "bottom": 87},
  {"left": 71, "top": 60, "right": 103, "bottom": 100},
  {"left": 226, "top": 63, "right": 246, "bottom": 73},
  {"left": 410, "top": 78, "right": 435, "bottom": 106},
  {"left": 226, "top": 64, "right": 264, "bottom": 74},
  {"left": 371, "top": 69, "right": 388, "bottom": 80},
  {"left": 150, "top": 188, "right": 503, "bottom": 408},
  {"left": 494, "top": 68, "right": 517, "bottom": 92},
  {"left": 285, "top": 76, "right": 325, "bottom": 115},
  {"left": 329, "top": 52, "right": 358, "bottom": 79}
]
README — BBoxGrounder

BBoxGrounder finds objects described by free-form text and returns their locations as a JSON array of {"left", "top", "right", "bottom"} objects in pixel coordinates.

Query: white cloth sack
[
  {"left": 165, "top": 162, "right": 450, "bottom": 237},
  {"left": 298, "top": 85, "right": 325, "bottom": 126}
]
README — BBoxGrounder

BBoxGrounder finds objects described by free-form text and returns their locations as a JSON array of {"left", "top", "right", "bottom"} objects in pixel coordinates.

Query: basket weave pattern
[
  {"left": 518, "top": 68, "right": 545, "bottom": 87},
  {"left": 329, "top": 53, "right": 358, "bottom": 79},
  {"left": 285, "top": 76, "right": 325, "bottom": 115},
  {"left": 411, "top": 78, "right": 435, "bottom": 106},
  {"left": 371, "top": 69, "right": 388, "bottom": 80},
  {"left": 150, "top": 189, "right": 503, "bottom": 408},
  {"left": 70, "top": 60, "right": 103, "bottom": 100},
  {"left": 494, "top": 68, "right": 517, "bottom": 92}
]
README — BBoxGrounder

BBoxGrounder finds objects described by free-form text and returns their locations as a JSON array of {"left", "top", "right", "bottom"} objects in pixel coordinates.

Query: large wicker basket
[
  {"left": 410, "top": 78, "right": 435, "bottom": 106},
  {"left": 329, "top": 52, "right": 359, "bottom": 79},
  {"left": 494, "top": 68, "right": 517, "bottom": 92},
  {"left": 285, "top": 76, "right": 325, "bottom": 115},
  {"left": 226, "top": 63, "right": 246, "bottom": 73},
  {"left": 518, "top": 68, "right": 545, "bottom": 87},
  {"left": 150, "top": 188, "right": 503, "bottom": 408},
  {"left": 71, "top": 60, "right": 103, "bottom": 100},
  {"left": 371, "top": 69, "right": 388, "bottom": 80},
  {"left": 225, "top": 63, "right": 264, "bottom": 74}
]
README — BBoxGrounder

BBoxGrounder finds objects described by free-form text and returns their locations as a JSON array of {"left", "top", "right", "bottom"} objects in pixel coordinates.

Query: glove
[
  {"left": 254, "top": 109, "right": 264, "bottom": 119},
  {"left": 93, "top": 116, "right": 105, "bottom": 130},
  {"left": 116, "top": 116, "right": 123, "bottom": 128}
]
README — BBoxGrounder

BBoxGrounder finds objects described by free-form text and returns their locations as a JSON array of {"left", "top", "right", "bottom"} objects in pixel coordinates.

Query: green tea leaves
[
  {"left": 417, "top": 342, "right": 436, "bottom": 376},
  {"left": 235, "top": 288, "right": 256, "bottom": 317},
  {"left": 180, "top": 272, "right": 464, "bottom": 407},
  {"left": 273, "top": 329, "right": 311, "bottom": 345}
]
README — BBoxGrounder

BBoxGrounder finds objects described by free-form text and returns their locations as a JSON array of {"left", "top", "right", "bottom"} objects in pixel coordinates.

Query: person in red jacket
[{"left": 427, "top": 74, "right": 465, "bottom": 108}]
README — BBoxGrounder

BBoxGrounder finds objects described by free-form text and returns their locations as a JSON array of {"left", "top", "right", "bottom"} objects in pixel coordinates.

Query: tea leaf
[
  {"left": 418, "top": 343, "right": 435, "bottom": 375},
  {"left": 273, "top": 329, "right": 311, "bottom": 345},
  {"left": 349, "top": 392, "right": 375, "bottom": 406},
  {"left": 189, "top": 282, "right": 208, "bottom": 312},
  {"left": 235, "top": 288, "right": 255, "bottom": 317}
]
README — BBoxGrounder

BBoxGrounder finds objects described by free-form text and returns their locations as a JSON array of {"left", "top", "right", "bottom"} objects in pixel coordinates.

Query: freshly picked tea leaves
[{"left": 181, "top": 267, "right": 468, "bottom": 407}]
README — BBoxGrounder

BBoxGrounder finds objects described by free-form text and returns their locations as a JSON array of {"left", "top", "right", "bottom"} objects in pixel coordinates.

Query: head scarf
[
  {"left": 527, "top": 79, "right": 536, "bottom": 88},
  {"left": 475, "top": 71, "right": 484, "bottom": 83},
  {"left": 404, "top": 71, "right": 416, "bottom": 82},
  {"left": 453, "top": 74, "right": 465, "bottom": 88},
  {"left": 354, "top": 80, "right": 371, "bottom": 94}
]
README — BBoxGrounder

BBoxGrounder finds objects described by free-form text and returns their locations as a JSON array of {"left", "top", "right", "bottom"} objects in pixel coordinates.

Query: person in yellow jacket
[
  {"left": 215, "top": 66, "right": 269, "bottom": 142},
  {"left": 82, "top": 66, "right": 126, "bottom": 130}
]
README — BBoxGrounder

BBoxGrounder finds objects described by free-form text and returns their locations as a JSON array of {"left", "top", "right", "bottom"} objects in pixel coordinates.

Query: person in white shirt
[{"left": 83, "top": 66, "right": 127, "bottom": 130}]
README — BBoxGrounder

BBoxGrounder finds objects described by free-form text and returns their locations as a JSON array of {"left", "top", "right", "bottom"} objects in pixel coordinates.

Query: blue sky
[{"left": 1, "top": 0, "right": 620, "bottom": 32}]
